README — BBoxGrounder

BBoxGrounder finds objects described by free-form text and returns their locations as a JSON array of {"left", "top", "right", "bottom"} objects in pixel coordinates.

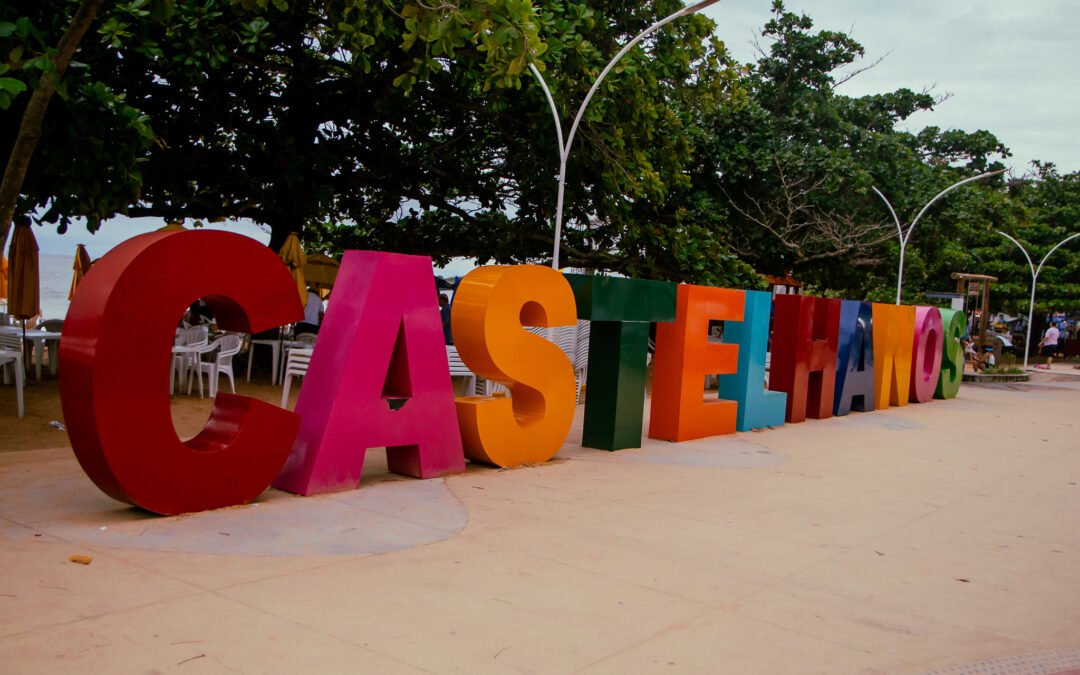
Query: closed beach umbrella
[
  {"left": 7, "top": 223, "right": 40, "bottom": 322},
  {"left": 68, "top": 244, "right": 92, "bottom": 301},
  {"left": 278, "top": 232, "right": 307, "bottom": 306},
  {"left": 0, "top": 255, "right": 7, "bottom": 301}
]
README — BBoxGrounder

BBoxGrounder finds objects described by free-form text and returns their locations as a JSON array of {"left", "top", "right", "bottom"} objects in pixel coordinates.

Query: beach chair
[
  {"left": 0, "top": 340, "right": 24, "bottom": 418},
  {"left": 173, "top": 325, "right": 209, "bottom": 395},
  {"left": 190, "top": 334, "right": 242, "bottom": 398},
  {"left": 281, "top": 348, "right": 314, "bottom": 409},
  {"left": 447, "top": 345, "right": 476, "bottom": 396},
  {"left": 574, "top": 320, "right": 590, "bottom": 403}
]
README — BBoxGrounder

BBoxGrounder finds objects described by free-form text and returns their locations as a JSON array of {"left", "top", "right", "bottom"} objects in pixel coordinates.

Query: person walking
[{"left": 1036, "top": 321, "right": 1060, "bottom": 369}]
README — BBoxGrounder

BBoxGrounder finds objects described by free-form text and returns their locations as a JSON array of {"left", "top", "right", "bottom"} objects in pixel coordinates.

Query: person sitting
[{"left": 970, "top": 349, "right": 994, "bottom": 373}]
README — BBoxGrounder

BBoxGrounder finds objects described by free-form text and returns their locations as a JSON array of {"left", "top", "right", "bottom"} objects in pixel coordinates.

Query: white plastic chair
[
  {"left": 0, "top": 343, "right": 24, "bottom": 418},
  {"left": 191, "top": 334, "right": 242, "bottom": 398},
  {"left": 173, "top": 325, "right": 209, "bottom": 395},
  {"left": 572, "top": 321, "right": 590, "bottom": 403},
  {"left": 446, "top": 346, "right": 476, "bottom": 396},
  {"left": 281, "top": 348, "right": 313, "bottom": 409}
]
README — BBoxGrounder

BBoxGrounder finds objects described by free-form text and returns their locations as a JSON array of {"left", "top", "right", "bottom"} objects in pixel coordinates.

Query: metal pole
[
  {"left": 874, "top": 169, "right": 1005, "bottom": 304},
  {"left": 996, "top": 230, "right": 1080, "bottom": 370},
  {"left": 871, "top": 186, "right": 903, "bottom": 304},
  {"left": 530, "top": 0, "right": 722, "bottom": 269}
]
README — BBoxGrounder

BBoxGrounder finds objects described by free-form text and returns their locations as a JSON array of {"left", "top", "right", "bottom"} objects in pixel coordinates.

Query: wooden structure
[{"left": 951, "top": 272, "right": 998, "bottom": 351}]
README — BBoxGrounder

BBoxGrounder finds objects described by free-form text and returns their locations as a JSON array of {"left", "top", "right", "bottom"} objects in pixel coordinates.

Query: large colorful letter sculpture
[
  {"left": 909, "top": 306, "right": 944, "bottom": 403},
  {"left": 452, "top": 266, "right": 578, "bottom": 467},
  {"left": 833, "top": 300, "right": 875, "bottom": 416},
  {"left": 649, "top": 285, "right": 744, "bottom": 442},
  {"left": 717, "top": 290, "right": 786, "bottom": 431},
  {"left": 871, "top": 303, "right": 916, "bottom": 409},
  {"left": 565, "top": 274, "right": 677, "bottom": 450},
  {"left": 770, "top": 295, "right": 841, "bottom": 422},
  {"left": 935, "top": 308, "right": 965, "bottom": 400},
  {"left": 274, "top": 252, "right": 465, "bottom": 496},
  {"left": 60, "top": 231, "right": 303, "bottom": 515}
]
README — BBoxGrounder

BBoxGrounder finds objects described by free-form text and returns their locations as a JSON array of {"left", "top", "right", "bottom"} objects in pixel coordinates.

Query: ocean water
[
  {"left": 38, "top": 254, "right": 72, "bottom": 321},
  {"left": 1, "top": 253, "right": 73, "bottom": 324}
]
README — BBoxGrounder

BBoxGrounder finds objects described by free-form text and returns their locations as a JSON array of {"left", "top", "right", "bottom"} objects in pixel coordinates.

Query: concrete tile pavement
[{"left": 0, "top": 372, "right": 1079, "bottom": 672}]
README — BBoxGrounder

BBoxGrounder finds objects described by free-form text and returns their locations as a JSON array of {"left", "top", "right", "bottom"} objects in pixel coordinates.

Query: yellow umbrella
[
  {"left": 157, "top": 220, "right": 187, "bottom": 233},
  {"left": 7, "top": 223, "right": 40, "bottom": 322},
  {"left": 303, "top": 252, "right": 339, "bottom": 293},
  {"left": 68, "top": 244, "right": 92, "bottom": 301},
  {"left": 278, "top": 232, "right": 307, "bottom": 306}
]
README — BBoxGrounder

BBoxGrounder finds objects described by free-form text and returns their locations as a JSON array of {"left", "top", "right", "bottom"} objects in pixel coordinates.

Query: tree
[
  {"left": 2, "top": 0, "right": 547, "bottom": 249},
  {"left": 0, "top": 0, "right": 107, "bottom": 253},
  {"left": 684, "top": 1, "right": 1012, "bottom": 298}
]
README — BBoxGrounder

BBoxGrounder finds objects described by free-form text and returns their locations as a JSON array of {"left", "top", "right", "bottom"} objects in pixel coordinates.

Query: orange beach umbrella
[
  {"left": 303, "top": 252, "right": 339, "bottom": 292},
  {"left": 0, "top": 255, "right": 7, "bottom": 301},
  {"left": 278, "top": 232, "right": 307, "bottom": 306},
  {"left": 68, "top": 244, "right": 92, "bottom": 301},
  {"left": 6, "top": 223, "right": 40, "bottom": 322}
]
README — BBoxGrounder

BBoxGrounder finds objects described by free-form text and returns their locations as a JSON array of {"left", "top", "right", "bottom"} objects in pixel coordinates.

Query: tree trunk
[{"left": 0, "top": 0, "right": 106, "bottom": 254}]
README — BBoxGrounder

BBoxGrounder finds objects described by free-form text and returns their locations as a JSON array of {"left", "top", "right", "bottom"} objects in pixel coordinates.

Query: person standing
[
  {"left": 295, "top": 288, "right": 323, "bottom": 335},
  {"left": 439, "top": 294, "right": 453, "bottom": 345},
  {"left": 1036, "top": 321, "right": 1060, "bottom": 369}
]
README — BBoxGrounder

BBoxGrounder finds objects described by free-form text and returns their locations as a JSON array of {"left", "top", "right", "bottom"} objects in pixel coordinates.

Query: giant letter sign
[
  {"left": 274, "top": 252, "right": 465, "bottom": 496},
  {"left": 909, "top": 306, "right": 944, "bottom": 403},
  {"left": 453, "top": 266, "right": 578, "bottom": 467},
  {"left": 935, "top": 308, "right": 965, "bottom": 400},
  {"left": 770, "top": 295, "right": 840, "bottom": 423},
  {"left": 717, "top": 290, "right": 786, "bottom": 432},
  {"left": 871, "top": 303, "right": 916, "bottom": 409},
  {"left": 833, "top": 300, "right": 875, "bottom": 416},
  {"left": 60, "top": 231, "right": 303, "bottom": 515},
  {"left": 565, "top": 274, "right": 677, "bottom": 450},
  {"left": 649, "top": 285, "right": 744, "bottom": 442}
]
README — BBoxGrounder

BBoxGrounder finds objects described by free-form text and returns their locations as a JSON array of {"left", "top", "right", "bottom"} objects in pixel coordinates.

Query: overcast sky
[
  {"left": 703, "top": 0, "right": 1080, "bottom": 174},
  {"left": 35, "top": 0, "right": 1079, "bottom": 259}
]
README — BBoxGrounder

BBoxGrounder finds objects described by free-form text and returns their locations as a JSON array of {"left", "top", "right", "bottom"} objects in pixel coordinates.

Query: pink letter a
[{"left": 273, "top": 251, "right": 465, "bottom": 495}]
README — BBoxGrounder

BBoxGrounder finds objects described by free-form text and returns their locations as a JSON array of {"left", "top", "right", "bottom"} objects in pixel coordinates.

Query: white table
[
  {"left": 0, "top": 327, "right": 61, "bottom": 381},
  {"left": 247, "top": 338, "right": 282, "bottom": 385}
]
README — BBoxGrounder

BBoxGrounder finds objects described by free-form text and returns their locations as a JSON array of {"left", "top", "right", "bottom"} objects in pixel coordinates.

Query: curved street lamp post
[
  {"left": 873, "top": 169, "right": 1006, "bottom": 305},
  {"left": 996, "top": 230, "right": 1080, "bottom": 370},
  {"left": 529, "top": 0, "right": 722, "bottom": 270}
]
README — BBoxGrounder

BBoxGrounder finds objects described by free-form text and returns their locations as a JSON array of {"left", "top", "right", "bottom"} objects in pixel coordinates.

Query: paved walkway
[{"left": 1, "top": 372, "right": 1079, "bottom": 673}]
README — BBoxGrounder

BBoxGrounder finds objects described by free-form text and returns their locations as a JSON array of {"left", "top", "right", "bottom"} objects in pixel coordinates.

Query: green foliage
[{"left": 3, "top": 0, "right": 1077, "bottom": 303}]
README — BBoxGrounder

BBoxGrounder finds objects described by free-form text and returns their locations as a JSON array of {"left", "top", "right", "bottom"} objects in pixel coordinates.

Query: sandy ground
[{"left": 1, "top": 365, "right": 1080, "bottom": 673}]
